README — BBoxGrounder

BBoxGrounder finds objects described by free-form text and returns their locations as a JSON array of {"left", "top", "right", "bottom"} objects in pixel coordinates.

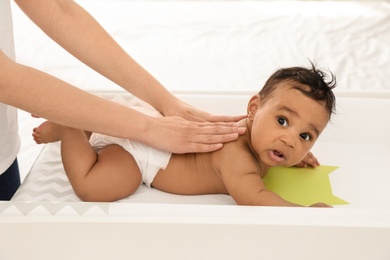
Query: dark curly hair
[{"left": 259, "top": 62, "right": 337, "bottom": 117}]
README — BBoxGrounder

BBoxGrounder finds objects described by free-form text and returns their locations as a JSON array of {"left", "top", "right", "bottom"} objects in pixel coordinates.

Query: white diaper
[
  {"left": 89, "top": 133, "right": 171, "bottom": 187},
  {"left": 89, "top": 104, "right": 171, "bottom": 187}
]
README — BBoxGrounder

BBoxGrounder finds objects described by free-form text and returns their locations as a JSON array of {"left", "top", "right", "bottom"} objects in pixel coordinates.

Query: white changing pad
[{"left": 12, "top": 141, "right": 235, "bottom": 205}]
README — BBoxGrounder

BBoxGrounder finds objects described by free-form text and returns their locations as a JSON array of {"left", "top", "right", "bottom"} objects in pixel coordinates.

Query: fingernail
[
  {"left": 214, "top": 143, "right": 223, "bottom": 149},
  {"left": 238, "top": 127, "right": 246, "bottom": 133},
  {"left": 230, "top": 133, "right": 239, "bottom": 138}
]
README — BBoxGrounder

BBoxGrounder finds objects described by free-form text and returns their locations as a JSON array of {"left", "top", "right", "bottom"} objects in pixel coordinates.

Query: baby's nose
[{"left": 280, "top": 133, "right": 295, "bottom": 148}]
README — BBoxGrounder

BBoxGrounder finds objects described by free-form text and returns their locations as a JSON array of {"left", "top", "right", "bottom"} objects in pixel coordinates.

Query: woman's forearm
[
  {"left": 0, "top": 51, "right": 146, "bottom": 140},
  {"left": 14, "top": 0, "right": 175, "bottom": 113}
]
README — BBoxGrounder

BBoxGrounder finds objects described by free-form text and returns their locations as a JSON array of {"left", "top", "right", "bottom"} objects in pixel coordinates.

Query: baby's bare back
[{"left": 151, "top": 152, "right": 229, "bottom": 195}]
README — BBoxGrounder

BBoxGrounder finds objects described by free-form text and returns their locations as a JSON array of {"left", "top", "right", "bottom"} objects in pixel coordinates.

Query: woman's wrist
[{"left": 155, "top": 94, "right": 182, "bottom": 117}]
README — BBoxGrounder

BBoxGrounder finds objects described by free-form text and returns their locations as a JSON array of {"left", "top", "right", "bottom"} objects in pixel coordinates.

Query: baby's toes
[{"left": 32, "top": 132, "right": 41, "bottom": 144}]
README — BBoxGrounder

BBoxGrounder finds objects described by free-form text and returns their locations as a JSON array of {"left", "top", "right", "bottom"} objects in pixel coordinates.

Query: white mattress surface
[{"left": 12, "top": 142, "right": 236, "bottom": 205}]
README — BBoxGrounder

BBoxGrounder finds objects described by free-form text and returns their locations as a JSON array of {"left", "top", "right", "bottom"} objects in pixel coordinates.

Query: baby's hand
[
  {"left": 309, "top": 202, "right": 332, "bottom": 208},
  {"left": 294, "top": 152, "right": 319, "bottom": 168}
]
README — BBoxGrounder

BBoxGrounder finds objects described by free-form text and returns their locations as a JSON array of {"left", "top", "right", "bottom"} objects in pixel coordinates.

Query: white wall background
[{"left": 11, "top": 0, "right": 390, "bottom": 94}]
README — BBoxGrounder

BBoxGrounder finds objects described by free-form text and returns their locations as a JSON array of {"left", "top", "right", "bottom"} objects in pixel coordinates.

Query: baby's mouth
[
  {"left": 268, "top": 150, "right": 286, "bottom": 163},
  {"left": 274, "top": 150, "right": 284, "bottom": 158}
]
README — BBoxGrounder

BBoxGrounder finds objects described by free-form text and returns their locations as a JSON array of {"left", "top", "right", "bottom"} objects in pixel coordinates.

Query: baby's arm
[
  {"left": 223, "top": 169, "right": 301, "bottom": 207},
  {"left": 220, "top": 158, "right": 330, "bottom": 207},
  {"left": 294, "top": 151, "right": 320, "bottom": 168}
]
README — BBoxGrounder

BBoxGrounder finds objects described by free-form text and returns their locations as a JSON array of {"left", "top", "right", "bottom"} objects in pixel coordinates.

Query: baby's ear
[{"left": 247, "top": 94, "right": 260, "bottom": 120}]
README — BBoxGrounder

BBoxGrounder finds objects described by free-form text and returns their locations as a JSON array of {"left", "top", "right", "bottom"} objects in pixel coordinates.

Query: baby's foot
[{"left": 32, "top": 121, "right": 66, "bottom": 144}]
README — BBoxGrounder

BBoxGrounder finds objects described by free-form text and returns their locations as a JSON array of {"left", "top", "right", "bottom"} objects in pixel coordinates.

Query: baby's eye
[
  {"left": 277, "top": 117, "right": 288, "bottom": 127},
  {"left": 300, "top": 133, "right": 311, "bottom": 141}
]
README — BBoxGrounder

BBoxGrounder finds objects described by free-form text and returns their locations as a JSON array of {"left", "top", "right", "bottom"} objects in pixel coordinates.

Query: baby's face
[{"left": 248, "top": 84, "right": 329, "bottom": 167}]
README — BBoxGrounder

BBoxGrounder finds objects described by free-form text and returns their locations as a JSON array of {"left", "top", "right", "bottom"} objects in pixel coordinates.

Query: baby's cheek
[{"left": 294, "top": 151, "right": 309, "bottom": 164}]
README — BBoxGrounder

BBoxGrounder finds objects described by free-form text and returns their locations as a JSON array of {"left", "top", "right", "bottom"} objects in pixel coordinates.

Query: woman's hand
[
  {"left": 162, "top": 98, "right": 247, "bottom": 124},
  {"left": 143, "top": 115, "right": 247, "bottom": 154},
  {"left": 140, "top": 98, "right": 246, "bottom": 153}
]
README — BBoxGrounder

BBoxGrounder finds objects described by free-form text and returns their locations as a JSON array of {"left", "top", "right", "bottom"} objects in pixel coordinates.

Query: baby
[{"left": 33, "top": 64, "right": 336, "bottom": 207}]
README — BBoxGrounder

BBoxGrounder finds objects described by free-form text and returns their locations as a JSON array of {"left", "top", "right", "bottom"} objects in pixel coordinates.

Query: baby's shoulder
[
  {"left": 216, "top": 137, "right": 251, "bottom": 156},
  {"left": 214, "top": 140, "right": 258, "bottom": 170}
]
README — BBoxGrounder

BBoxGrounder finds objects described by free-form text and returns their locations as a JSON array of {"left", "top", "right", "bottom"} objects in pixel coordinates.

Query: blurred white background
[{"left": 11, "top": 0, "right": 390, "bottom": 93}]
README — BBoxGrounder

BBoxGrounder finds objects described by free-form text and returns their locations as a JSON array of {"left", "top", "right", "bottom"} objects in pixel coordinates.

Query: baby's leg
[{"left": 33, "top": 121, "right": 142, "bottom": 202}]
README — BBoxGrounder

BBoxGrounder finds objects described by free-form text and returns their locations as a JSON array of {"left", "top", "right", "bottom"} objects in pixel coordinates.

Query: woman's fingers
[
  {"left": 145, "top": 116, "right": 246, "bottom": 154},
  {"left": 166, "top": 100, "right": 247, "bottom": 123}
]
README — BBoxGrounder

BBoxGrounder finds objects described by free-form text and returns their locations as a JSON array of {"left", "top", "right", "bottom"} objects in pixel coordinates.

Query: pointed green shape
[{"left": 263, "top": 165, "right": 348, "bottom": 206}]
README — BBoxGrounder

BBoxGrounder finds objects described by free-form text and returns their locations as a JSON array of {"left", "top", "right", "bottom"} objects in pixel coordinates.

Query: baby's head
[
  {"left": 247, "top": 63, "right": 336, "bottom": 167},
  {"left": 259, "top": 63, "right": 336, "bottom": 118}
]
